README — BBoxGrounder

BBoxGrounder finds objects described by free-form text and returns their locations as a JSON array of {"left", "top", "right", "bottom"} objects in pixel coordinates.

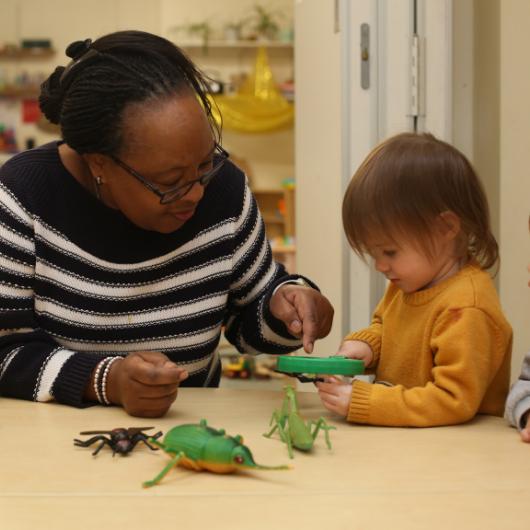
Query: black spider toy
[{"left": 74, "top": 427, "right": 163, "bottom": 456}]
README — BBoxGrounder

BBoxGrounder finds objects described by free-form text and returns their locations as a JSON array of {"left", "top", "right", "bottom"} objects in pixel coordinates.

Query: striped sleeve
[
  {"left": 0, "top": 183, "right": 100, "bottom": 406},
  {"left": 223, "top": 183, "right": 304, "bottom": 355}
]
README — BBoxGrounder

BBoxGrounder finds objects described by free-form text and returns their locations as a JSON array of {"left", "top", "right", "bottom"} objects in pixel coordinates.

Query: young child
[
  {"left": 316, "top": 132, "right": 512, "bottom": 427},
  {"left": 504, "top": 217, "right": 530, "bottom": 442}
]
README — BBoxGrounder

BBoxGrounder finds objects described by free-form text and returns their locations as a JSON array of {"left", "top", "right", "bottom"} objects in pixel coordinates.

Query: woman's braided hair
[{"left": 39, "top": 30, "right": 219, "bottom": 156}]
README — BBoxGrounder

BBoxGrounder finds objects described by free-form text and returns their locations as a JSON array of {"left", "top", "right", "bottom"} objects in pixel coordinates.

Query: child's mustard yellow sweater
[{"left": 345, "top": 263, "right": 512, "bottom": 427}]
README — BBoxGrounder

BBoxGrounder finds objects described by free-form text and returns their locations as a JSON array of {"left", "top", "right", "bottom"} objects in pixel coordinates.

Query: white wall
[
  {"left": 499, "top": 0, "right": 530, "bottom": 381},
  {"left": 294, "top": 0, "right": 348, "bottom": 355}
]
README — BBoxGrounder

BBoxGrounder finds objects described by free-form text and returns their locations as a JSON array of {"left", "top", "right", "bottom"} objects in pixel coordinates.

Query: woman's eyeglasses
[{"left": 111, "top": 145, "right": 229, "bottom": 204}]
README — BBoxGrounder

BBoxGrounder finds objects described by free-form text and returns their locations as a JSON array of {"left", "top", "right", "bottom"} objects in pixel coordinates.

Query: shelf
[
  {"left": 262, "top": 215, "right": 285, "bottom": 224},
  {"left": 0, "top": 86, "right": 40, "bottom": 98},
  {"left": 0, "top": 48, "right": 55, "bottom": 59},
  {"left": 178, "top": 40, "right": 293, "bottom": 50},
  {"left": 253, "top": 188, "right": 285, "bottom": 195},
  {"left": 271, "top": 244, "right": 296, "bottom": 254}
]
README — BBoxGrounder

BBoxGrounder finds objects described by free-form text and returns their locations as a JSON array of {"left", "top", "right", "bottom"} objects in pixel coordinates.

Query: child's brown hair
[{"left": 342, "top": 132, "right": 498, "bottom": 270}]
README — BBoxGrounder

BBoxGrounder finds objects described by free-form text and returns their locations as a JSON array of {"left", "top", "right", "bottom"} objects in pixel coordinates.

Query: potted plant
[
  {"left": 250, "top": 4, "right": 281, "bottom": 41},
  {"left": 170, "top": 20, "right": 213, "bottom": 53},
  {"left": 223, "top": 19, "right": 247, "bottom": 42}
]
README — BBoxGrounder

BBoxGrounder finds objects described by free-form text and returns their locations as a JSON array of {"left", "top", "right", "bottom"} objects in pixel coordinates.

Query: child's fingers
[
  {"left": 318, "top": 389, "right": 340, "bottom": 405},
  {"left": 315, "top": 381, "right": 337, "bottom": 394},
  {"left": 318, "top": 390, "right": 348, "bottom": 416},
  {"left": 316, "top": 377, "right": 345, "bottom": 392},
  {"left": 520, "top": 428, "right": 530, "bottom": 443}
]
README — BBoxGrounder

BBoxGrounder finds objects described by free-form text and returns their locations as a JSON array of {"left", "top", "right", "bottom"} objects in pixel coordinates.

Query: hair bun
[
  {"left": 38, "top": 66, "right": 66, "bottom": 124},
  {"left": 65, "top": 38, "right": 93, "bottom": 60}
]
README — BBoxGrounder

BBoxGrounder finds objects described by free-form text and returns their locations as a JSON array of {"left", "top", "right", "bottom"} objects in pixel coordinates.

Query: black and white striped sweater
[{"left": 0, "top": 142, "right": 304, "bottom": 407}]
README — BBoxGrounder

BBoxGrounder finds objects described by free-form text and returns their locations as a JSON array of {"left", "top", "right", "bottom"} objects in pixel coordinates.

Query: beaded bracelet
[
  {"left": 93, "top": 358, "right": 108, "bottom": 404},
  {"left": 101, "top": 356, "right": 121, "bottom": 406}
]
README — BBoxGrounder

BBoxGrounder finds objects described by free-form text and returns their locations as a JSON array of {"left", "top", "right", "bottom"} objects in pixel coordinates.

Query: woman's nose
[{"left": 181, "top": 180, "right": 205, "bottom": 203}]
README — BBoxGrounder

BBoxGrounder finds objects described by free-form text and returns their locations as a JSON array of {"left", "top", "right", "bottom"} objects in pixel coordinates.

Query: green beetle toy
[{"left": 142, "top": 419, "right": 289, "bottom": 488}]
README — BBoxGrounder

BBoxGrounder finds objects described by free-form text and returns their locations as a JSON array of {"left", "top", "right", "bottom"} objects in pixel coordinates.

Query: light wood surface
[{"left": 1, "top": 388, "right": 529, "bottom": 529}]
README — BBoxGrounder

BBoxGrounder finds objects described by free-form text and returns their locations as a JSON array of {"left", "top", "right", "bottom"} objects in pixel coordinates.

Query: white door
[{"left": 295, "top": 0, "right": 452, "bottom": 352}]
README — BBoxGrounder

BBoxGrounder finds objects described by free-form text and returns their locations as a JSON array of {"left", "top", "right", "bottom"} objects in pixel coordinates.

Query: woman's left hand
[{"left": 269, "top": 283, "right": 333, "bottom": 353}]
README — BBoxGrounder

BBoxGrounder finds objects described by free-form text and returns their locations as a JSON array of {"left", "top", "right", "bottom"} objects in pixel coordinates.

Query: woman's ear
[
  {"left": 438, "top": 210, "right": 461, "bottom": 242},
  {"left": 83, "top": 153, "right": 108, "bottom": 182}
]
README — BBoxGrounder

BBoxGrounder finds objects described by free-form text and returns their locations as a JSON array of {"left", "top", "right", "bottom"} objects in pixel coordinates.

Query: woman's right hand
[
  {"left": 336, "top": 340, "right": 374, "bottom": 367},
  {"left": 107, "top": 351, "right": 188, "bottom": 417}
]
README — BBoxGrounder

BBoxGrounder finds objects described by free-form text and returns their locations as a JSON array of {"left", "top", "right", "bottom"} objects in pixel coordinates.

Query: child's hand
[
  {"left": 336, "top": 340, "right": 374, "bottom": 367},
  {"left": 521, "top": 412, "right": 530, "bottom": 443},
  {"left": 107, "top": 351, "right": 188, "bottom": 418},
  {"left": 315, "top": 376, "right": 353, "bottom": 417}
]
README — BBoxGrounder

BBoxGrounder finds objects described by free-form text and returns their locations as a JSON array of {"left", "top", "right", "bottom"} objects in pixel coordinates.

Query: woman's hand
[
  {"left": 315, "top": 376, "right": 353, "bottom": 417},
  {"left": 336, "top": 340, "right": 374, "bottom": 367},
  {"left": 270, "top": 284, "right": 334, "bottom": 353},
  {"left": 107, "top": 351, "right": 188, "bottom": 417}
]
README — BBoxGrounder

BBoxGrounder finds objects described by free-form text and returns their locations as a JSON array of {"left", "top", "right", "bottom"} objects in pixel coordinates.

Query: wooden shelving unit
[
  {"left": 0, "top": 85, "right": 40, "bottom": 98},
  {"left": 253, "top": 187, "right": 296, "bottom": 273},
  {"left": 178, "top": 40, "right": 293, "bottom": 51},
  {"left": 253, "top": 188, "right": 294, "bottom": 238},
  {"left": 0, "top": 48, "right": 55, "bottom": 97},
  {"left": 0, "top": 48, "right": 55, "bottom": 59}
]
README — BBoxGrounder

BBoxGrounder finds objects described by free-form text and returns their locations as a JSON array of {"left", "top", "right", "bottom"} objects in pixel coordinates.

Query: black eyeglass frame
[{"left": 110, "top": 144, "right": 229, "bottom": 204}]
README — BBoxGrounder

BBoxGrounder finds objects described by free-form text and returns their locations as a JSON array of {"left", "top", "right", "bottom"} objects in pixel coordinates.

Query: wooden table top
[{"left": 1, "top": 387, "right": 529, "bottom": 529}]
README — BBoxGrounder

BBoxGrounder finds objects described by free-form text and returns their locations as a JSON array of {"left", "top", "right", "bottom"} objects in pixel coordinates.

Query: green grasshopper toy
[
  {"left": 142, "top": 419, "right": 289, "bottom": 488},
  {"left": 264, "top": 385, "right": 336, "bottom": 459}
]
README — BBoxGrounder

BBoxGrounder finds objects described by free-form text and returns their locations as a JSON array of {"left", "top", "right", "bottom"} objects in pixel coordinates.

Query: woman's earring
[{"left": 94, "top": 176, "right": 102, "bottom": 199}]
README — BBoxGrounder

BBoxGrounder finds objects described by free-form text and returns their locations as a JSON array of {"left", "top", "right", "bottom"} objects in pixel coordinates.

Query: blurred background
[{"left": 0, "top": 0, "right": 528, "bottom": 389}]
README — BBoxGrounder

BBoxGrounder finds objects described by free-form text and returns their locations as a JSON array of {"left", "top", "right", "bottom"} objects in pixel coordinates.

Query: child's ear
[{"left": 438, "top": 211, "right": 461, "bottom": 241}]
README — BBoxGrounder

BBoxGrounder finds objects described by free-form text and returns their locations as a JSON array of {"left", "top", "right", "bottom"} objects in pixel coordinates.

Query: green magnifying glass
[{"left": 275, "top": 356, "right": 364, "bottom": 383}]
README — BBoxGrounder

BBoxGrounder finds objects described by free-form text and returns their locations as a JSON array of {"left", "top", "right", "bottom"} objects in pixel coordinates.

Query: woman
[{"left": 0, "top": 31, "right": 333, "bottom": 417}]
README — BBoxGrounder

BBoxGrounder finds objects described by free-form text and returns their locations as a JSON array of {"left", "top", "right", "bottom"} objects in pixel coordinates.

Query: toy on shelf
[
  {"left": 142, "top": 419, "right": 289, "bottom": 488},
  {"left": 212, "top": 46, "right": 293, "bottom": 133},
  {"left": 222, "top": 354, "right": 254, "bottom": 379},
  {"left": 275, "top": 355, "right": 364, "bottom": 383},
  {"left": 0, "top": 125, "right": 18, "bottom": 154},
  {"left": 264, "top": 385, "right": 336, "bottom": 459},
  {"left": 74, "top": 427, "right": 162, "bottom": 456}
]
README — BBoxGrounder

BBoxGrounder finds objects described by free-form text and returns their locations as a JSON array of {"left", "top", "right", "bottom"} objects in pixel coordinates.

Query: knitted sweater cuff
[
  {"left": 347, "top": 379, "right": 373, "bottom": 423},
  {"left": 52, "top": 353, "right": 104, "bottom": 408}
]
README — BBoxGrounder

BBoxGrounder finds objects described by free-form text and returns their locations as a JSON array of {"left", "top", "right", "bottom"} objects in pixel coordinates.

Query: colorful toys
[
  {"left": 222, "top": 354, "right": 253, "bottom": 379},
  {"left": 264, "top": 385, "right": 336, "bottom": 458},
  {"left": 142, "top": 419, "right": 289, "bottom": 488},
  {"left": 74, "top": 427, "right": 162, "bottom": 456}
]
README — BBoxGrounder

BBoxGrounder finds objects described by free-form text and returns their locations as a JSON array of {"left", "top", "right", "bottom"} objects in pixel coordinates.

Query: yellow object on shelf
[{"left": 211, "top": 46, "right": 294, "bottom": 133}]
